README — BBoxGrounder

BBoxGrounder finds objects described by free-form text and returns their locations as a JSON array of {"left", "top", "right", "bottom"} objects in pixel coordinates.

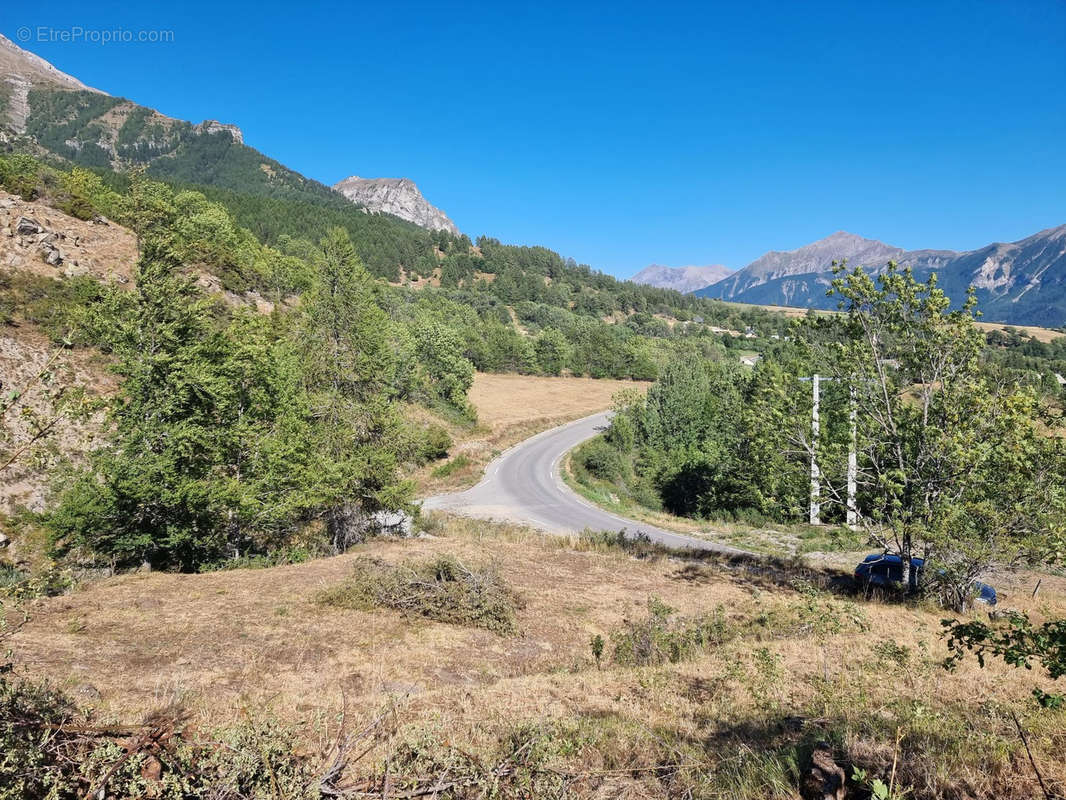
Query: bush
[
  {"left": 604, "top": 414, "right": 635, "bottom": 452},
  {"left": 319, "top": 555, "right": 523, "bottom": 635},
  {"left": 418, "top": 424, "right": 452, "bottom": 463},
  {"left": 576, "top": 438, "right": 624, "bottom": 482},
  {"left": 431, "top": 454, "right": 471, "bottom": 478},
  {"left": 0, "top": 563, "right": 25, "bottom": 591},
  {"left": 609, "top": 596, "right": 731, "bottom": 666},
  {"left": 577, "top": 529, "right": 674, "bottom": 559},
  {"left": 197, "top": 545, "right": 314, "bottom": 573},
  {"left": 56, "top": 167, "right": 121, "bottom": 221},
  {"left": 0, "top": 153, "right": 45, "bottom": 200}
]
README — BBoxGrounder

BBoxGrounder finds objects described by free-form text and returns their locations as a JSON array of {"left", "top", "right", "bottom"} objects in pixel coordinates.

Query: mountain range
[
  {"left": 4, "top": 34, "right": 1065, "bottom": 326},
  {"left": 0, "top": 34, "right": 455, "bottom": 235},
  {"left": 634, "top": 228, "right": 1066, "bottom": 326},
  {"left": 629, "top": 263, "right": 733, "bottom": 293}
]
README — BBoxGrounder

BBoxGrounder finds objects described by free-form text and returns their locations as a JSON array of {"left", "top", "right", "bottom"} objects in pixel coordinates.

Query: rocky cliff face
[
  {"left": 194, "top": 120, "right": 244, "bottom": 145},
  {"left": 0, "top": 33, "right": 102, "bottom": 134},
  {"left": 629, "top": 263, "right": 733, "bottom": 293},
  {"left": 334, "top": 176, "right": 459, "bottom": 234}
]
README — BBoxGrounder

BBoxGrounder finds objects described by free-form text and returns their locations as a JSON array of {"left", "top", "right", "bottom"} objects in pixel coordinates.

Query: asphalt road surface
[{"left": 423, "top": 412, "right": 749, "bottom": 555}]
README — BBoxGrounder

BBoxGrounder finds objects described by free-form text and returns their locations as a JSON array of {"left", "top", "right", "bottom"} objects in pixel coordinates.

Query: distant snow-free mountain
[
  {"left": 629, "top": 263, "right": 734, "bottom": 293},
  {"left": 693, "top": 228, "right": 1066, "bottom": 326}
]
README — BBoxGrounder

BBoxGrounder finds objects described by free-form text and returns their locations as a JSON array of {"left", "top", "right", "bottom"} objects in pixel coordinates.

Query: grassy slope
[
  {"left": 11, "top": 514, "right": 1065, "bottom": 798},
  {"left": 7, "top": 371, "right": 1064, "bottom": 797}
]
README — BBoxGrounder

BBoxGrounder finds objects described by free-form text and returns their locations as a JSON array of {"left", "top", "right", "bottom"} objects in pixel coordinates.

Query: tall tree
[
  {"left": 807, "top": 264, "right": 1066, "bottom": 604},
  {"left": 298, "top": 228, "right": 412, "bottom": 551},
  {"left": 49, "top": 231, "right": 315, "bottom": 569}
]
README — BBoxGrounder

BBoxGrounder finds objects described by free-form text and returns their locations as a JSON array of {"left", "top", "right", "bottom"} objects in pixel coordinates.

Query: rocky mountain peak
[
  {"left": 333, "top": 175, "right": 459, "bottom": 235},
  {"left": 195, "top": 120, "right": 244, "bottom": 145},
  {"left": 630, "top": 263, "right": 734, "bottom": 293}
]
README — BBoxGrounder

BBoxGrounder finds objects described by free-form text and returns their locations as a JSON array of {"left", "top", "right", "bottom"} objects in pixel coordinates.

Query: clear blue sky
[{"left": 5, "top": 0, "right": 1065, "bottom": 278}]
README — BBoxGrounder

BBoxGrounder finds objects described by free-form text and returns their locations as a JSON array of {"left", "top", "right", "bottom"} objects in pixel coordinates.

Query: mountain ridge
[
  {"left": 629, "top": 263, "right": 734, "bottom": 293},
  {"left": 0, "top": 35, "right": 457, "bottom": 237},
  {"left": 695, "top": 226, "right": 1066, "bottom": 326}
]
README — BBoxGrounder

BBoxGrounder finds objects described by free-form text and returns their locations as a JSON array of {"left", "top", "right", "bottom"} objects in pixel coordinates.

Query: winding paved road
[{"left": 423, "top": 412, "right": 748, "bottom": 555}]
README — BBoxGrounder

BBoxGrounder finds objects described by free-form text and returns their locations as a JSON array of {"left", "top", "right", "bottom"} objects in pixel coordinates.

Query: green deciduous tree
[
  {"left": 533, "top": 328, "right": 570, "bottom": 375},
  {"left": 415, "top": 319, "right": 475, "bottom": 413},
  {"left": 809, "top": 264, "right": 1066, "bottom": 603}
]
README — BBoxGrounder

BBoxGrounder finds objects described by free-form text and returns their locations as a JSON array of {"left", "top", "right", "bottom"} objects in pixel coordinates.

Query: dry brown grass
[
  {"left": 468, "top": 373, "right": 647, "bottom": 430},
  {"left": 9, "top": 514, "right": 1065, "bottom": 798},
  {"left": 411, "top": 373, "right": 649, "bottom": 493},
  {"left": 974, "top": 320, "right": 1064, "bottom": 343}
]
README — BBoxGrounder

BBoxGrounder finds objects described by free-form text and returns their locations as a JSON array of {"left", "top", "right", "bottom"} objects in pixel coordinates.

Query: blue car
[{"left": 854, "top": 553, "right": 997, "bottom": 605}]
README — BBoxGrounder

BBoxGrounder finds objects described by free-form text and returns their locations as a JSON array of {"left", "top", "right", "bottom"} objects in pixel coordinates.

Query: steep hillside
[
  {"left": 930, "top": 225, "right": 1066, "bottom": 326},
  {"left": 334, "top": 175, "right": 459, "bottom": 234},
  {"left": 0, "top": 33, "right": 101, "bottom": 134},
  {"left": 629, "top": 263, "right": 733, "bottom": 293}
]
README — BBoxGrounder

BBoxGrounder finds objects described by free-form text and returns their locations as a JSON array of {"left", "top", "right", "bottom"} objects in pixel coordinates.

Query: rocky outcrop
[
  {"left": 195, "top": 119, "right": 244, "bottom": 144},
  {"left": 333, "top": 176, "right": 459, "bottom": 235},
  {"left": 629, "top": 263, "right": 734, "bottom": 293},
  {"left": 1, "top": 192, "right": 137, "bottom": 281}
]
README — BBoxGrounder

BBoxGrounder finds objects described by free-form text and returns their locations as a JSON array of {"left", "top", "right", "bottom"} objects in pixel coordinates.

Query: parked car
[{"left": 854, "top": 553, "right": 997, "bottom": 605}]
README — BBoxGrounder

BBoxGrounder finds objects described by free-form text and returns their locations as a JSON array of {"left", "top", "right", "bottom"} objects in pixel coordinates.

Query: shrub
[
  {"left": 1, "top": 565, "right": 74, "bottom": 601},
  {"left": 0, "top": 153, "right": 45, "bottom": 200},
  {"left": 56, "top": 167, "right": 121, "bottom": 221},
  {"left": 418, "top": 424, "right": 453, "bottom": 463},
  {"left": 0, "top": 676, "right": 321, "bottom": 800},
  {"left": 576, "top": 528, "right": 674, "bottom": 559},
  {"left": 576, "top": 438, "right": 624, "bottom": 482},
  {"left": 610, "top": 596, "right": 731, "bottom": 666},
  {"left": 319, "top": 555, "right": 523, "bottom": 635},
  {"left": 197, "top": 545, "right": 315, "bottom": 573},
  {"left": 431, "top": 454, "right": 471, "bottom": 478},
  {"left": 604, "top": 413, "right": 635, "bottom": 452},
  {"left": 0, "top": 563, "right": 25, "bottom": 591}
]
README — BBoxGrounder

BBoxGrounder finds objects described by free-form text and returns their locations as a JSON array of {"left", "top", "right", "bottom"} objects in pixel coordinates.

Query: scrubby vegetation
[
  {"left": 319, "top": 554, "right": 523, "bottom": 635},
  {"left": 4, "top": 514, "right": 1064, "bottom": 799},
  {"left": 606, "top": 596, "right": 732, "bottom": 666}
]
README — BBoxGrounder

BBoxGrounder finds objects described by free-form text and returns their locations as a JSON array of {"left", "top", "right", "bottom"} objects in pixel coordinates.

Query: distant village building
[{"left": 740, "top": 354, "right": 761, "bottom": 367}]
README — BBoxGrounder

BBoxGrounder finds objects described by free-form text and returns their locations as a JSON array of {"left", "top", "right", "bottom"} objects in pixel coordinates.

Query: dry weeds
[{"left": 8, "top": 514, "right": 1065, "bottom": 798}]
